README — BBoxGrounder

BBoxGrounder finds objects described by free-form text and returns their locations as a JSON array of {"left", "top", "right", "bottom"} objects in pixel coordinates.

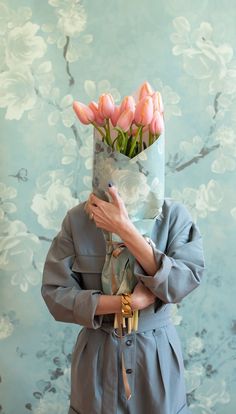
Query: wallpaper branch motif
[
  {"left": 167, "top": 92, "right": 221, "bottom": 173},
  {"left": 0, "top": 1, "right": 236, "bottom": 413},
  {"left": 63, "top": 36, "right": 75, "bottom": 87}
]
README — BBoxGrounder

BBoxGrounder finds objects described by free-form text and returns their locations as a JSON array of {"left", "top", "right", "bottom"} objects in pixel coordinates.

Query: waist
[{"left": 100, "top": 304, "right": 172, "bottom": 334}]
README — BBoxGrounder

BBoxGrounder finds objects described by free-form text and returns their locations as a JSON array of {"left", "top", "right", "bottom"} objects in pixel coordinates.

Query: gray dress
[{"left": 41, "top": 199, "right": 205, "bottom": 414}]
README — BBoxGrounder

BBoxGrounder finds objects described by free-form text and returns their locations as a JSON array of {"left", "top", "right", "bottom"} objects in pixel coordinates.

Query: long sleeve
[
  {"left": 41, "top": 212, "right": 104, "bottom": 329},
  {"left": 134, "top": 201, "right": 206, "bottom": 303}
]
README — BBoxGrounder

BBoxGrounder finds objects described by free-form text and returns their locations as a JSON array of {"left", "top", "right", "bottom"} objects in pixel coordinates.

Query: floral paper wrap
[{"left": 92, "top": 129, "right": 165, "bottom": 295}]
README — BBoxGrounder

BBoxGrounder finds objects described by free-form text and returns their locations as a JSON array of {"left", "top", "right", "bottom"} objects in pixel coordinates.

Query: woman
[{"left": 41, "top": 183, "right": 205, "bottom": 414}]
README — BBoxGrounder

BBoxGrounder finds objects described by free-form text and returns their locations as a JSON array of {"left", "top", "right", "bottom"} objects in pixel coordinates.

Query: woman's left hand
[{"left": 85, "top": 185, "right": 131, "bottom": 237}]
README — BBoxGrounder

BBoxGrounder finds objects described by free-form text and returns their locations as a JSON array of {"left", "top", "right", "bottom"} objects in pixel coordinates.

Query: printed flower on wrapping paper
[
  {"left": 0, "top": 182, "right": 17, "bottom": 218},
  {"left": 0, "top": 218, "right": 41, "bottom": 292},
  {"left": 31, "top": 180, "right": 78, "bottom": 231},
  {"left": 0, "top": 66, "right": 37, "bottom": 120},
  {"left": 111, "top": 169, "right": 150, "bottom": 207},
  {"left": 170, "top": 17, "right": 234, "bottom": 94},
  {"left": 0, "top": 1, "right": 11, "bottom": 36},
  {"left": 211, "top": 127, "right": 236, "bottom": 173},
  {"left": 94, "top": 159, "right": 156, "bottom": 217},
  {"left": 5, "top": 22, "right": 46, "bottom": 68}
]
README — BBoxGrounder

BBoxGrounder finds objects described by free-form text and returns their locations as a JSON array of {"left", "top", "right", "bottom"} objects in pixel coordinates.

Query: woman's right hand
[{"left": 131, "top": 281, "right": 156, "bottom": 310}]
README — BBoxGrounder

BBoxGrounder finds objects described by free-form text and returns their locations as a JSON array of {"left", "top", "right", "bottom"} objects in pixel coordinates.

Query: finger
[
  {"left": 107, "top": 185, "right": 122, "bottom": 207},
  {"left": 90, "top": 193, "right": 105, "bottom": 207},
  {"left": 85, "top": 200, "right": 96, "bottom": 220}
]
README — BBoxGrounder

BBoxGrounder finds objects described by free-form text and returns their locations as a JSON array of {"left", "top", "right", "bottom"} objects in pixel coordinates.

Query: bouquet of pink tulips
[
  {"left": 72, "top": 83, "right": 165, "bottom": 380},
  {"left": 73, "top": 81, "right": 164, "bottom": 158}
]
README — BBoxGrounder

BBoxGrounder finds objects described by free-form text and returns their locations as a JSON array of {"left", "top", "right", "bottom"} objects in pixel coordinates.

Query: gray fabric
[{"left": 41, "top": 198, "right": 205, "bottom": 414}]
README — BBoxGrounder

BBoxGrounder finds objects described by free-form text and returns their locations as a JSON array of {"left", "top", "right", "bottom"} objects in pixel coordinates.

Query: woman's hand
[
  {"left": 85, "top": 185, "right": 132, "bottom": 237},
  {"left": 85, "top": 184, "right": 160, "bottom": 276},
  {"left": 131, "top": 281, "right": 156, "bottom": 310}
]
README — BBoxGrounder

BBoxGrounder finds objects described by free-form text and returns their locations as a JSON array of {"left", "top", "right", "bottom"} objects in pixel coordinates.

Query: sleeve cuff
[
  {"left": 73, "top": 289, "right": 104, "bottom": 329},
  {"left": 133, "top": 243, "right": 173, "bottom": 295}
]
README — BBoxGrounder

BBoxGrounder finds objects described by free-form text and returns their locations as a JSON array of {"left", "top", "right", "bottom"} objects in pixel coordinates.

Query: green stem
[
  {"left": 128, "top": 126, "right": 143, "bottom": 158},
  {"left": 112, "top": 135, "right": 119, "bottom": 150},
  {"left": 114, "top": 127, "right": 128, "bottom": 153},
  {"left": 139, "top": 127, "right": 143, "bottom": 152},
  {"left": 149, "top": 131, "right": 154, "bottom": 146},
  {"left": 92, "top": 122, "right": 106, "bottom": 139},
  {"left": 123, "top": 132, "right": 129, "bottom": 154},
  {"left": 120, "top": 130, "right": 126, "bottom": 153},
  {"left": 106, "top": 118, "right": 113, "bottom": 146}
]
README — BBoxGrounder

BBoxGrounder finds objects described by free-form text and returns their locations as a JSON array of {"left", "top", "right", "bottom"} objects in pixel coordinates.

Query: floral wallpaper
[{"left": 0, "top": 0, "right": 236, "bottom": 413}]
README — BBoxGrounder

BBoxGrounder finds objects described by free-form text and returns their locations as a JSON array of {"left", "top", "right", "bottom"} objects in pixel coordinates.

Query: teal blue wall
[{"left": 0, "top": 1, "right": 236, "bottom": 413}]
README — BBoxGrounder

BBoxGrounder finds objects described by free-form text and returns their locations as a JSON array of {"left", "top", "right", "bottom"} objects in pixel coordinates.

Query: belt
[
  {"left": 101, "top": 307, "right": 172, "bottom": 335},
  {"left": 100, "top": 313, "right": 172, "bottom": 336}
]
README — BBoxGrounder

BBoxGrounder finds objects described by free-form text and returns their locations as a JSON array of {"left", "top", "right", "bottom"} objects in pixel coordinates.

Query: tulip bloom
[
  {"left": 152, "top": 91, "right": 164, "bottom": 114},
  {"left": 98, "top": 93, "right": 115, "bottom": 119},
  {"left": 138, "top": 81, "right": 154, "bottom": 100},
  {"left": 73, "top": 101, "right": 95, "bottom": 125},
  {"left": 134, "top": 96, "right": 154, "bottom": 126},
  {"left": 110, "top": 105, "right": 121, "bottom": 127},
  {"left": 116, "top": 109, "right": 134, "bottom": 132},
  {"left": 88, "top": 101, "right": 105, "bottom": 126},
  {"left": 120, "top": 95, "right": 136, "bottom": 114},
  {"left": 149, "top": 110, "right": 165, "bottom": 136}
]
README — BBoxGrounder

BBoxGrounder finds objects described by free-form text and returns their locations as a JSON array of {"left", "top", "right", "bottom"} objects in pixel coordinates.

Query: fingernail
[{"left": 108, "top": 181, "right": 113, "bottom": 187}]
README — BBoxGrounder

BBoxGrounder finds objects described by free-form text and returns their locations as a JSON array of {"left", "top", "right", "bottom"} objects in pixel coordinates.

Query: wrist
[
  {"left": 131, "top": 293, "right": 139, "bottom": 311},
  {"left": 118, "top": 218, "right": 136, "bottom": 242}
]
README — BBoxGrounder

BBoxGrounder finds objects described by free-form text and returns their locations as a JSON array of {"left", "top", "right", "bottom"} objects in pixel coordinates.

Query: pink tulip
[
  {"left": 116, "top": 109, "right": 134, "bottom": 132},
  {"left": 73, "top": 101, "right": 95, "bottom": 125},
  {"left": 110, "top": 105, "right": 121, "bottom": 127},
  {"left": 120, "top": 95, "right": 136, "bottom": 114},
  {"left": 88, "top": 101, "right": 105, "bottom": 126},
  {"left": 98, "top": 93, "right": 115, "bottom": 119},
  {"left": 138, "top": 81, "right": 154, "bottom": 100},
  {"left": 149, "top": 110, "right": 165, "bottom": 135},
  {"left": 152, "top": 91, "right": 164, "bottom": 114},
  {"left": 134, "top": 96, "right": 154, "bottom": 126}
]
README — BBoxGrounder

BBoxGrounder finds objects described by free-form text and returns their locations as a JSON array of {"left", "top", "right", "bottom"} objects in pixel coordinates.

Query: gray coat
[{"left": 41, "top": 199, "right": 205, "bottom": 414}]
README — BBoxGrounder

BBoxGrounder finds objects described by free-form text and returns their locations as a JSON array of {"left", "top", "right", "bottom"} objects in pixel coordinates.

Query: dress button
[
  {"left": 126, "top": 368, "right": 133, "bottom": 374},
  {"left": 126, "top": 339, "right": 132, "bottom": 346}
]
